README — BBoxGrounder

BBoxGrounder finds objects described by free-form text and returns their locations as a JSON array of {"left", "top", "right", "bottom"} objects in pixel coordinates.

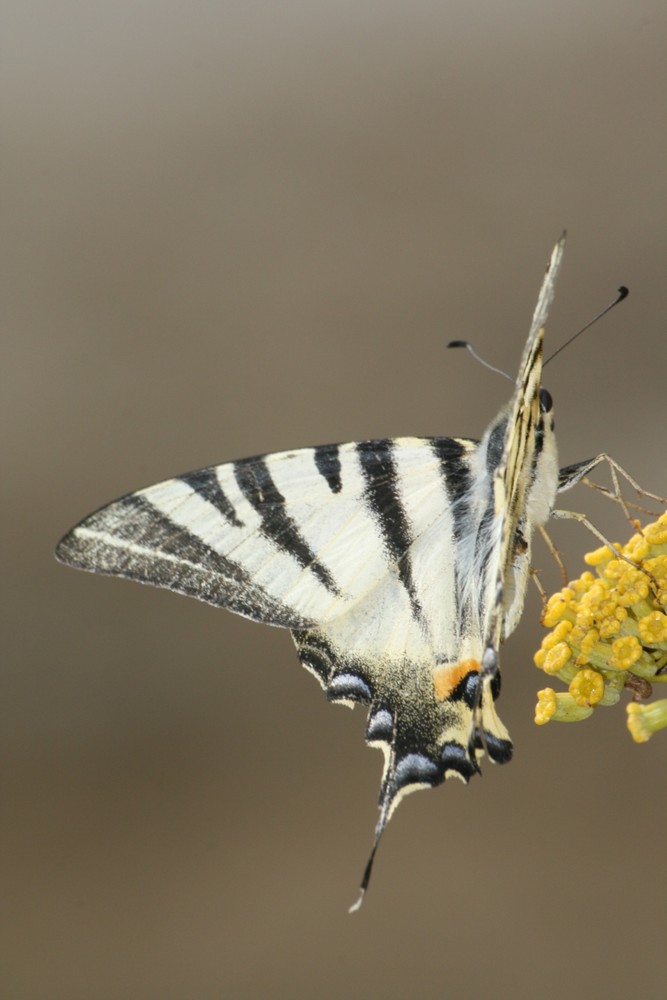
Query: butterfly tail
[
  {"left": 348, "top": 791, "right": 393, "bottom": 913},
  {"left": 349, "top": 748, "right": 437, "bottom": 913}
]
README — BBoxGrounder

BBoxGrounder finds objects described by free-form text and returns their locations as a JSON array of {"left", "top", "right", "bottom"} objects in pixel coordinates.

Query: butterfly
[{"left": 56, "top": 234, "right": 608, "bottom": 909}]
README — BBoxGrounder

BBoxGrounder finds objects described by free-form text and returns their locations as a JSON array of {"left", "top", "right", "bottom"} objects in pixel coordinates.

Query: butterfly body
[{"left": 57, "top": 237, "right": 567, "bottom": 904}]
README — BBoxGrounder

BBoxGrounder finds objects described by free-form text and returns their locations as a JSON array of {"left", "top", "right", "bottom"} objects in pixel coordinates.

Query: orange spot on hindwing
[{"left": 432, "top": 659, "right": 480, "bottom": 701}]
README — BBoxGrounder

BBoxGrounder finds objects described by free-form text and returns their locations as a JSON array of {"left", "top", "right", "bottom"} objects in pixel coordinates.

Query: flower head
[{"left": 534, "top": 511, "right": 667, "bottom": 742}]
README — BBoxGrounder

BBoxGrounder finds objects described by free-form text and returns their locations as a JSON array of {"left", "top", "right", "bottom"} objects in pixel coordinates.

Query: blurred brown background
[{"left": 3, "top": 2, "right": 666, "bottom": 998}]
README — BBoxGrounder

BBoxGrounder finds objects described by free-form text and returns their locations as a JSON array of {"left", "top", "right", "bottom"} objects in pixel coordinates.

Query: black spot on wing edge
[
  {"left": 441, "top": 742, "right": 479, "bottom": 781},
  {"left": 366, "top": 708, "right": 394, "bottom": 743},
  {"left": 481, "top": 732, "right": 513, "bottom": 764}
]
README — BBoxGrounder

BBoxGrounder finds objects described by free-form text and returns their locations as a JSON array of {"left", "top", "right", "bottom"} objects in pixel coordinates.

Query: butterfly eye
[{"left": 539, "top": 388, "right": 553, "bottom": 413}]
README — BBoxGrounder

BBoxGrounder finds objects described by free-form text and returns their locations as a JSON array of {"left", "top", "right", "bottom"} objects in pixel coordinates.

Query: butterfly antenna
[
  {"left": 544, "top": 285, "right": 628, "bottom": 366},
  {"left": 447, "top": 340, "right": 513, "bottom": 383},
  {"left": 348, "top": 790, "right": 393, "bottom": 913}
]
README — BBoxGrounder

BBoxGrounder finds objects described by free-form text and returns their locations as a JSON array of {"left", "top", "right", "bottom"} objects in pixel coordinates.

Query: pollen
[{"left": 534, "top": 510, "right": 667, "bottom": 742}]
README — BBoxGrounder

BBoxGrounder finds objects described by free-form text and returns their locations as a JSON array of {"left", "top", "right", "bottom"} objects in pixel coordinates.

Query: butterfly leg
[
  {"left": 528, "top": 566, "right": 549, "bottom": 616},
  {"left": 558, "top": 454, "right": 666, "bottom": 520},
  {"left": 538, "top": 524, "right": 568, "bottom": 587},
  {"left": 555, "top": 455, "right": 667, "bottom": 589},
  {"left": 550, "top": 507, "right": 622, "bottom": 548}
]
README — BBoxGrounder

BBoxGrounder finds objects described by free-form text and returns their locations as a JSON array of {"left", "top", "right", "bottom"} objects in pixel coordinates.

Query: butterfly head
[{"left": 539, "top": 387, "right": 553, "bottom": 415}]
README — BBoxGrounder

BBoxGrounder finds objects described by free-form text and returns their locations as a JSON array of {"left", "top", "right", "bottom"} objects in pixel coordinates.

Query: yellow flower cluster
[{"left": 534, "top": 512, "right": 667, "bottom": 742}]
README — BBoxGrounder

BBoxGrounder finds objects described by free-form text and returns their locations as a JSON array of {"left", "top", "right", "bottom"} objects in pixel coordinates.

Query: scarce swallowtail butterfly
[{"left": 56, "top": 235, "right": 615, "bottom": 909}]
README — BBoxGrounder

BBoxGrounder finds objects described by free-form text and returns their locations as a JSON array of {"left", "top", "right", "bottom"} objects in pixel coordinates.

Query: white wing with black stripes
[
  {"left": 58, "top": 438, "right": 471, "bottom": 633},
  {"left": 56, "top": 236, "right": 566, "bottom": 908}
]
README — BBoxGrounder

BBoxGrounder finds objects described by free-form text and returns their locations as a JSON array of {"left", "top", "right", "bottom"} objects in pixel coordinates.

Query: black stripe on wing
[
  {"left": 430, "top": 438, "right": 476, "bottom": 547},
  {"left": 430, "top": 437, "right": 474, "bottom": 536},
  {"left": 431, "top": 436, "right": 478, "bottom": 637},
  {"left": 178, "top": 469, "right": 244, "bottom": 527},
  {"left": 55, "top": 494, "right": 312, "bottom": 629},
  {"left": 314, "top": 443, "right": 343, "bottom": 493},
  {"left": 356, "top": 439, "right": 422, "bottom": 622},
  {"left": 234, "top": 457, "right": 340, "bottom": 595}
]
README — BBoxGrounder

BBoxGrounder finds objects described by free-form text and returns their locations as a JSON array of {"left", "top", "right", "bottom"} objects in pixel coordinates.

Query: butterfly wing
[
  {"left": 57, "top": 438, "right": 461, "bottom": 633},
  {"left": 468, "top": 236, "right": 565, "bottom": 758}
]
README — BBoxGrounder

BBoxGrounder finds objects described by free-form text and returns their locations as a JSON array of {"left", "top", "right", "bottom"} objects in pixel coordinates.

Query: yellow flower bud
[
  {"left": 535, "top": 688, "right": 557, "bottom": 725},
  {"left": 638, "top": 610, "right": 667, "bottom": 645},
  {"left": 609, "top": 635, "right": 643, "bottom": 670},
  {"left": 627, "top": 699, "right": 667, "bottom": 743},
  {"left": 569, "top": 668, "right": 605, "bottom": 708},
  {"left": 542, "top": 642, "right": 573, "bottom": 676}
]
